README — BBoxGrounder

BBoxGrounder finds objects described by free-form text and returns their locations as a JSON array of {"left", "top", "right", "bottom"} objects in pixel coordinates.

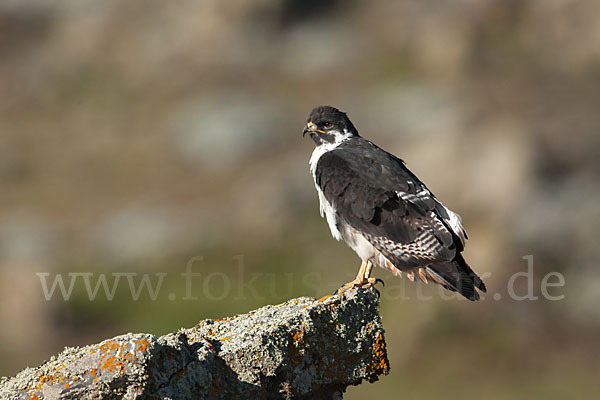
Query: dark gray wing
[
  {"left": 315, "top": 138, "right": 456, "bottom": 267},
  {"left": 315, "top": 137, "right": 486, "bottom": 299}
]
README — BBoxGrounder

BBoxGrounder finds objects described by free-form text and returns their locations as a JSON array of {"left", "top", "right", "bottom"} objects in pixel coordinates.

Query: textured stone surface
[{"left": 0, "top": 287, "right": 388, "bottom": 399}]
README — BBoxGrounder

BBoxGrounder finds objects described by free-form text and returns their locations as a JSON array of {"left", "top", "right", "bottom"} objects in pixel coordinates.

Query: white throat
[
  {"left": 308, "top": 129, "right": 351, "bottom": 176},
  {"left": 308, "top": 129, "right": 352, "bottom": 242}
]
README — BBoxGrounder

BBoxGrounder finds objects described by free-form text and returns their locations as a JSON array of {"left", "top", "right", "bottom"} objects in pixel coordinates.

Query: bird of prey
[{"left": 303, "top": 106, "right": 486, "bottom": 300}]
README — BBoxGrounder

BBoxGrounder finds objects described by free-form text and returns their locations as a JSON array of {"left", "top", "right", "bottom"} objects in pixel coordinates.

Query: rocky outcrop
[{"left": 0, "top": 287, "right": 388, "bottom": 399}]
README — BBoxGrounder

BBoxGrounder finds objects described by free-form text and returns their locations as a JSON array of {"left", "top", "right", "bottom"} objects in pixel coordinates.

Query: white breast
[
  {"left": 309, "top": 141, "right": 346, "bottom": 241},
  {"left": 308, "top": 137, "right": 391, "bottom": 263},
  {"left": 309, "top": 141, "right": 340, "bottom": 176},
  {"left": 314, "top": 184, "right": 342, "bottom": 241}
]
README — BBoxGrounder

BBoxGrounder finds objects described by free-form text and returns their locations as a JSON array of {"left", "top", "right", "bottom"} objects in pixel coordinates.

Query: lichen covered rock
[{"left": 0, "top": 287, "right": 388, "bottom": 399}]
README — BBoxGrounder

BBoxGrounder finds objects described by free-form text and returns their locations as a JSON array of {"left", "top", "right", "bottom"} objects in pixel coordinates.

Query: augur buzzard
[{"left": 303, "top": 106, "right": 486, "bottom": 300}]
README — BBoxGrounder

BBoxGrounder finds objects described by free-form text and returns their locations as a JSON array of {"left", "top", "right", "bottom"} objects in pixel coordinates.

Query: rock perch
[{"left": 0, "top": 287, "right": 389, "bottom": 399}]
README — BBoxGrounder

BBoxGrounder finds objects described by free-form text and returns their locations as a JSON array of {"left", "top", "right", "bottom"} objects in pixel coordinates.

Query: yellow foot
[{"left": 335, "top": 277, "right": 383, "bottom": 295}]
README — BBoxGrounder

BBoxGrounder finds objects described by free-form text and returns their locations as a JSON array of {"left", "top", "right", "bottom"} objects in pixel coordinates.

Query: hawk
[{"left": 303, "top": 106, "right": 486, "bottom": 300}]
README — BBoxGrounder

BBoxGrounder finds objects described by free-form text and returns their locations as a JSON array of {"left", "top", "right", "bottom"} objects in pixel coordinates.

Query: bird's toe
[{"left": 367, "top": 277, "right": 385, "bottom": 287}]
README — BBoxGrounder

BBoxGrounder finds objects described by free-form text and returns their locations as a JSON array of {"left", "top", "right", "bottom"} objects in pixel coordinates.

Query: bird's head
[{"left": 302, "top": 106, "right": 359, "bottom": 146}]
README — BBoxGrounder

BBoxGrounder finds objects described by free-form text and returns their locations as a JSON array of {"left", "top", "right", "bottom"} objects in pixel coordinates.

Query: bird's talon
[
  {"left": 374, "top": 288, "right": 381, "bottom": 299},
  {"left": 367, "top": 277, "right": 385, "bottom": 287}
]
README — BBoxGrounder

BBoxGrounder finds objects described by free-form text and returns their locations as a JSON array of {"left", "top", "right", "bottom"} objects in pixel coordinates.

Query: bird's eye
[{"left": 322, "top": 121, "right": 333, "bottom": 129}]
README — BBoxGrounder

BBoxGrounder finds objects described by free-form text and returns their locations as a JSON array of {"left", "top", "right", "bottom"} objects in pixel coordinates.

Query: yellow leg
[
  {"left": 336, "top": 260, "right": 378, "bottom": 294},
  {"left": 364, "top": 261, "right": 377, "bottom": 284}
]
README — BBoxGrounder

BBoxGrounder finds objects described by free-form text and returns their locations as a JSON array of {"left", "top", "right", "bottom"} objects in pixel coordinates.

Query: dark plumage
[{"left": 304, "top": 105, "right": 486, "bottom": 300}]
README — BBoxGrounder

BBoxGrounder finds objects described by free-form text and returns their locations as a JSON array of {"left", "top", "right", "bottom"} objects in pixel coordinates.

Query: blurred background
[{"left": 1, "top": 0, "right": 599, "bottom": 398}]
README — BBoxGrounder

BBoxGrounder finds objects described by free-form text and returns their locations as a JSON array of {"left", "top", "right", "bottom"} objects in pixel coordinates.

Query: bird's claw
[
  {"left": 366, "top": 277, "right": 384, "bottom": 291},
  {"left": 374, "top": 287, "right": 381, "bottom": 299},
  {"left": 368, "top": 277, "right": 385, "bottom": 287},
  {"left": 366, "top": 278, "right": 383, "bottom": 299}
]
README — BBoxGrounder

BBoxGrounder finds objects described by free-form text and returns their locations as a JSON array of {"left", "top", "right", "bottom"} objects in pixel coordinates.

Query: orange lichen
[
  {"left": 100, "top": 355, "right": 126, "bottom": 373},
  {"left": 28, "top": 370, "right": 74, "bottom": 398},
  {"left": 288, "top": 330, "right": 305, "bottom": 363},
  {"left": 369, "top": 333, "right": 390, "bottom": 375},
  {"left": 93, "top": 337, "right": 151, "bottom": 376},
  {"left": 282, "top": 383, "right": 293, "bottom": 395},
  {"left": 291, "top": 331, "right": 304, "bottom": 345},
  {"left": 205, "top": 341, "right": 216, "bottom": 354},
  {"left": 97, "top": 340, "right": 117, "bottom": 353},
  {"left": 318, "top": 295, "right": 332, "bottom": 303},
  {"left": 219, "top": 335, "right": 234, "bottom": 341},
  {"left": 25, "top": 338, "right": 152, "bottom": 398},
  {"left": 135, "top": 338, "right": 149, "bottom": 353}
]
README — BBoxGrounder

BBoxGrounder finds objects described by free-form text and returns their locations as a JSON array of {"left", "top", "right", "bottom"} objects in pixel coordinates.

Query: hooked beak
[{"left": 302, "top": 122, "right": 326, "bottom": 137}]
